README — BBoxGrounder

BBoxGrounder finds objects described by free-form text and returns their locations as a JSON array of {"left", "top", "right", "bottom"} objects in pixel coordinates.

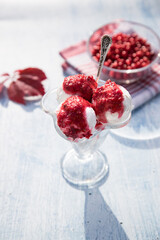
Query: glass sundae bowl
[{"left": 41, "top": 86, "right": 132, "bottom": 189}]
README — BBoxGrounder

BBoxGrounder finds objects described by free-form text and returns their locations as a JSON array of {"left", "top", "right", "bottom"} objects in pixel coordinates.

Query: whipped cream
[{"left": 85, "top": 107, "right": 96, "bottom": 132}]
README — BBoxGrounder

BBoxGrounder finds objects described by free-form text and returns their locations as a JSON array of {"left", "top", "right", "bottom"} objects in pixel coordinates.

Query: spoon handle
[{"left": 96, "top": 35, "right": 112, "bottom": 83}]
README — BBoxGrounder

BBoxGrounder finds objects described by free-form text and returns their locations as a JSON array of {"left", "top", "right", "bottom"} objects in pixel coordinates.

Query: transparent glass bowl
[{"left": 87, "top": 20, "right": 160, "bottom": 84}]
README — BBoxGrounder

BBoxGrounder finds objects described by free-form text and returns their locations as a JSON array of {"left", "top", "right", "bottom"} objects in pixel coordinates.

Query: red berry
[
  {"left": 141, "top": 62, "right": 148, "bottom": 67},
  {"left": 115, "top": 54, "right": 120, "bottom": 59},
  {"left": 133, "top": 57, "right": 139, "bottom": 63},
  {"left": 104, "top": 61, "right": 110, "bottom": 66},
  {"left": 136, "top": 50, "right": 143, "bottom": 57},
  {"left": 115, "top": 49, "right": 120, "bottom": 54},
  {"left": 131, "top": 63, "right": 136, "bottom": 69},
  {"left": 135, "top": 61, "right": 141, "bottom": 68},
  {"left": 143, "top": 56, "right": 148, "bottom": 62},
  {"left": 112, "top": 61, "right": 118, "bottom": 68},
  {"left": 132, "top": 53, "right": 136, "bottom": 58},
  {"left": 122, "top": 50, "right": 127, "bottom": 57},
  {"left": 146, "top": 51, "right": 151, "bottom": 57},
  {"left": 126, "top": 59, "right": 131, "bottom": 65},
  {"left": 127, "top": 66, "right": 132, "bottom": 70},
  {"left": 122, "top": 64, "right": 127, "bottom": 69}
]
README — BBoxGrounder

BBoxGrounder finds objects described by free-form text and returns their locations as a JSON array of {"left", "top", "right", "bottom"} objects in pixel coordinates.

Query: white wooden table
[{"left": 0, "top": 0, "right": 160, "bottom": 239}]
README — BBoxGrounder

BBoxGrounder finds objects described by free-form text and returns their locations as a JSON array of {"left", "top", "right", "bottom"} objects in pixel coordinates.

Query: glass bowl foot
[{"left": 61, "top": 149, "right": 109, "bottom": 189}]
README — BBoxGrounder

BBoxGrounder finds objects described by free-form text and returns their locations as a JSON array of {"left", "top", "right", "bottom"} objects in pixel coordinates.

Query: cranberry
[
  {"left": 126, "top": 59, "right": 131, "bottom": 65},
  {"left": 141, "top": 62, "right": 148, "bottom": 67},
  {"left": 132, "top": 53, "right": 136, "bottom": 58},
  {"left": 115, "top": 49, "right": 120, "bottom": 54},
  {"left": 135, "top": 61, "right": 141, "bottom": 68},
  {"left": 112, "top": 61, "right": 118, "bottom": 68},
  {"left": 104, "top": 61, "right": 110, "bottom": 66},
  {"left": 143, "top": 56, "right": 148, "bottom": 61},
  {"left": 122, "top": 50, "right": 127, "bottom": 58},
  {"left": 136, "top": 50, "right": 143, "bottom": 57},
  {"left": 115, "top": 54, "right": 120, "bottom": 59},
  {"left": 131, "top": 63, "right": 136, "bottom": 69},
  {"left": 133, "top": 57, "right": 139, "bottom": 63}
]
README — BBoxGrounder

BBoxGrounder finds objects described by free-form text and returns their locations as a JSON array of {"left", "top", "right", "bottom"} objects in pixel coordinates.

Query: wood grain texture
[{"left": 0, "top": 0, "right": 160, "bottom": 239}]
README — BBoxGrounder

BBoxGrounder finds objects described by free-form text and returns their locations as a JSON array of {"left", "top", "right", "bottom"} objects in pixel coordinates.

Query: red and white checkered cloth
[{"left": 59, "top": 40, "right": 160, "bottom": 109}]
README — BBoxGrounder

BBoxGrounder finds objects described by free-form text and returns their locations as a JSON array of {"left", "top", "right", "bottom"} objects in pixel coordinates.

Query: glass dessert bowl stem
[
  {"left": 41, "top": 89, "right": 109, "bottom": 189},
  {"left": 61, "top": 129, "right": 109, "bottom": 189}
]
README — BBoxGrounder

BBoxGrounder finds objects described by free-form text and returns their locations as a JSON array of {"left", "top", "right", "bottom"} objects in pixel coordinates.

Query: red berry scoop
[
  {"left": 57, "top": 74, "right": 97, "bottom": 103},
  {"left": 56, "top": 95, "right": 96, "bottom": 140},
  {"left": 92, "top": 80, "right": 124, "bottom": 124},
  {"left": 92, "top": 32, "right": 155, "bottom": 70}
]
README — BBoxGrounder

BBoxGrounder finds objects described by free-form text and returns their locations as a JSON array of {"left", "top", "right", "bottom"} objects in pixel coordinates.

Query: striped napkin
[{"left": 59, "top": 40, "right": 160, "bottom": 109}]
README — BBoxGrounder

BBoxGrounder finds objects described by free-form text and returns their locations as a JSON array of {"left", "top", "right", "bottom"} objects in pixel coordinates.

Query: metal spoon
[{"left": 96, "top": 35, "right": 112, "bottom": 83}]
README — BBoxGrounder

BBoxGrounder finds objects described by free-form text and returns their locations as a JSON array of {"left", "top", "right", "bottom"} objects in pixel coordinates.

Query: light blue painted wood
[{"left": 0, "top": 0, "right": 160, "bottom": 239}]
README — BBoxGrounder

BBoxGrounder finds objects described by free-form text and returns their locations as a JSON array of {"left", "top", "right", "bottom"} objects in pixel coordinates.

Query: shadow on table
[
  {"left": 0, "top": 90, "right": 41, "bottom": 112},
  {"left": 84, "top": 188, "right": 129, "bottom": 240},
  {"left": 110, "top": 94, "right": 160, "bottom": 149},
  {"left": 110, "top": 132, "right": 160, "bottom": 149},
  {"left": 21, "top": 101, "right": 41, "bottom": 112},
  {"left": 0, "top": 92, "right": 9, "bottom": 108},
  {"left": 64, "top": 172, "right": 129, "bottom": 240}
]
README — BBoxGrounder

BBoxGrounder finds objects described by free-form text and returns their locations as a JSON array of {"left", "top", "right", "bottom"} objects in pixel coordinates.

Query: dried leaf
[
  {"left": 7, "top": 81, "right": 25, "bottom": 104},
  {"left": 8, "top": 80, "right": 44, "bottom": 104},
  {"left": 15, "top": 67, "right": 47, "bottom": 81},
  {"left": 0, "top": 82, "right": 5, "bottom": 94},
  {"left": 17, "top": 76, "right": 45, "bottom": 95},
  {"left": 1, "top": 68, "right": 47, "bottom": 104}
]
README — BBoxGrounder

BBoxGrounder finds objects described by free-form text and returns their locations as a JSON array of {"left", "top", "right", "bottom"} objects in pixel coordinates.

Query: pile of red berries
[{"left": 91, "top": 33, "right": 155, "bottom": 70}]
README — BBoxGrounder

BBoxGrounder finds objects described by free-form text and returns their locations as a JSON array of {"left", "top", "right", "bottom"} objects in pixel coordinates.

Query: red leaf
[
  {"left": 17, "top": 76, "right": 45, "bottom": 95},
  {"left": 15, "top": 68, "right": 47, "bottom": 81},
  {"left": 7, "top": 81, "right": 25, "bottom": 104},
  {"left": 3, "top": 67, "right": 47, "bottom": 105},
  {"left": 0, "top": 81, "right": 5, "bottom": 94},
  {"left": 8, "top": 81, "right": 42, "bottom": 104}
]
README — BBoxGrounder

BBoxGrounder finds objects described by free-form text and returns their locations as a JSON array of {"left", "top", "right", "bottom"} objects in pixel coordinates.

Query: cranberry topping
[
  {"left": 63, "top": 74, "right": 97, "bottom": 102},
  {"left": 57, "top": 96, "right": 94, "bottom": 139},
  {"left": 92, "top": 80, "right": 124, "bottom": 124},
  {"left": 91, "top": 33, "right": 155, "bottom": 70}
]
